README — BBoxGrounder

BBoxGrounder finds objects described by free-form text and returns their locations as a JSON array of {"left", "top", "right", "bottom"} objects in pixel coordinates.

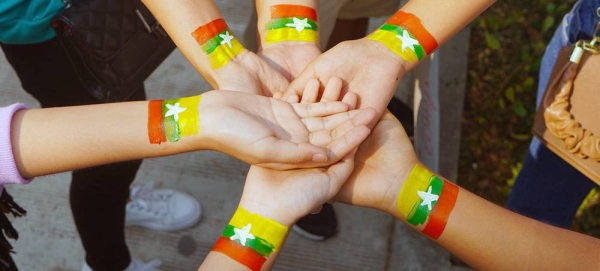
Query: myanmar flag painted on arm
[
  {"left": 265, "top": 4, "right": 319, "bottom": 44},
  {"left": 211, "top": 207, "right": 289, "bottom": 271},
  {"left": 368, "top": 11, "right": 438, "bottom": 62},
  {"left": 397, "top": 163, "right": 458, "bottom": 239},
  {"left": 192, "top": 18, "right": 245, "bottom": 69},
  {"left": 147, "top": 95, "right": 201, "bottom": 144}
]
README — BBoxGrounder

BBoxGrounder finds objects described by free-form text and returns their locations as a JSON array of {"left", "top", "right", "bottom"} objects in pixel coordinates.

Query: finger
[
  {"left": 292, "top": 101, "right": 350, "bottom": 118},
  {"left": 310, "top": 205, "right": 323, "bottom": 214},
  {"left": 350, "top": 108, "right": 378, "bottom": 127},
  {"left": 325, "top": 148, "right": 358, "bottom": 193},
  {"left": 308, "top": 116, "right": 362, "bottom": 146},
  {"left": 287, "top": 94, "right": 300, "bottom": 103},
  {"left": 273, "top": 91, "right": 284, "bottom": 100},
  {"left": 282, "top": 68, "right": 317, "bottom": 101},
  {"left": 326, "top": 126, "right": 371, "bottom": 161},
  {"left": 306, "top": 108, "right": 376, "bottom": 146},
  {"left": 302, "top": 110, "right": 363, "bottom": 133},
  {"left": 308, "top": 129, "right": 335, "bottom": 147},
  {"left": 341, "top": 92, "right": 358, "bottom": 109},
  {"left": 320, "top": 77, "right": 343, "bottom": 102},
  {"left": 324, "top": 110, "right": 378, "bottom": 161},
  {"left": 253, "top": 138, "right": 330, "bottom": 167},
  {"left": 301, "top": 79, "right": 321, "bottom": 103}
]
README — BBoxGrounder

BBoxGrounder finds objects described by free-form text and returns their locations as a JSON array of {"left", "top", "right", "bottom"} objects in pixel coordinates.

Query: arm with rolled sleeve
[{"left": 0, "top": 103, "right": 32, "bottom": 188}]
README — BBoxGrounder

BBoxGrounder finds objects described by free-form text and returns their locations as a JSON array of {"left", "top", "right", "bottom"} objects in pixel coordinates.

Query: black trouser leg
[{"left": 1, "top": 38, "right": 146, "bottom": 271}]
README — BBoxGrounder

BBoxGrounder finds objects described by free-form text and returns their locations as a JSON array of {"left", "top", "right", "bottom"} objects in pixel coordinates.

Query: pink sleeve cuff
[{"left": 0, "top": 103, "right": 33, "bottom": 188}]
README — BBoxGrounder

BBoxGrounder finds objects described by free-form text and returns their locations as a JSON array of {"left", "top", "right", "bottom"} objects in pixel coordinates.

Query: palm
[
  {"left": 215, "top": 51, "right": 290, "bottom": 97},
  {"left": 259, "top": 43, "right": 321, "bottom": 81},
  {"left": 285, "top": 39, "right": 405, "bottom": 114},
  {"left": 200, "top": 91, "right": 375, "bottom": 169},
  {"left": 336, "top": 111, "right": 417, "bottom": 212},
  {"left": 240, "top": 155, "right": 355, "bottom": 226}
]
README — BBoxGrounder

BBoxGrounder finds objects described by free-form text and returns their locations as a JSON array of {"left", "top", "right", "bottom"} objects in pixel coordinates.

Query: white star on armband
[
  {"left": 396, "top": 30, "right": 419, "bottom": 52},
  {"left": 230, "top": 224, "right": 255, "bottom": 246},
  {"left": 285, "top": 17, "right": 312, "bottom": 32},
  {"left": 220, "top": 31, "right": 234, "bottom": 48},
  {"left": 164, "top": 102, "right": 187, "bottom": 122},
  {"left": 417, "top": 186, "right": 439, "bottom": 211}
]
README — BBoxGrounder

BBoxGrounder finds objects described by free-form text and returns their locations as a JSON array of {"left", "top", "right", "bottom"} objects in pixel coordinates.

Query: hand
[
  {"left": 212, "top": 50, "right": 290, "bottom": 97},
  {"left": 239, "top": 152, "right": 357, "bottom": 226},
  {"left": 335, "top": 111, "right": 418, "bottom": 215},
  {"left": 258, "top": 42, "right": 321, "bottom": 81},
  {"left": 199, "top": 90, "right": 377, "bottom": 170},
  {"left": 279, "top": 38, "right": 407, "bottom": 115}
]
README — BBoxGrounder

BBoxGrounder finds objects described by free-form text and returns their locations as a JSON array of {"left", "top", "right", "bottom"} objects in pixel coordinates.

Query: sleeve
[{"left": 0, "top": 103, "right": 33, "bottom": 187}]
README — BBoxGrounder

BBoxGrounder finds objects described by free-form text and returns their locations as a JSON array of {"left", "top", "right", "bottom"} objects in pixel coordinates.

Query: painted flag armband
[
  {"left": 147, "top": 95, "right": 202, "bottom": 144},
  {"left": 192, "top": 18, "right": 245, "bottom": 69},
  {"left": 396, "top": 163, "right": 458, "bottom": 239},
  {"left": 265, "top": 4, "right": 319, "bottom": 45},
  {"left": 368, "top": 11, "right": 438, "bottom": 62},
  {"left": 212, "top": 206, "right": 289, "bottom": 271}
]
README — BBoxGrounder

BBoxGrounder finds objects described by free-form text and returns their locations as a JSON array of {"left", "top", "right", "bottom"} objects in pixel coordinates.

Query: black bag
[{"left": 51, "top": 0, "right": 176, "bottom": 102}]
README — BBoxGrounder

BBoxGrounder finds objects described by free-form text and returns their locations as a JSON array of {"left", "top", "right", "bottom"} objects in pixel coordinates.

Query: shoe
[
  {"left": 125, "top": 181, "right": 201, "bottom": 232},
  {"left": 292, "top": 203, "right": 337, "bottom": 241},
  {"left": 82, "top": 258, "right": 162, "bottom": 271}
]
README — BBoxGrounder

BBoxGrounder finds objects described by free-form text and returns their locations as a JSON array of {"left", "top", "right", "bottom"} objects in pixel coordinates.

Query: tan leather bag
[{"left": 533, "top": 41, "right": 600, "bottom": 185}]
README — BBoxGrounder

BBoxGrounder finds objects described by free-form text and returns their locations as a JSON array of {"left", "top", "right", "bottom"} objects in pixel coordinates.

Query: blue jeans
[{"left": 506, "top": 0, "right": 600, "bottom": 228}]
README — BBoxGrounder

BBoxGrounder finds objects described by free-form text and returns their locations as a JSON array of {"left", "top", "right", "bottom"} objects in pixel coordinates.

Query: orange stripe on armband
[
  {"left": 386, "top": 11, "right": 438, "bottom": 54},
  {"left": 421, "top": 179, "right": 458, "bottom": 239},
  {"left": 212, "top": 236, "right": 266, "bottom": 271}
]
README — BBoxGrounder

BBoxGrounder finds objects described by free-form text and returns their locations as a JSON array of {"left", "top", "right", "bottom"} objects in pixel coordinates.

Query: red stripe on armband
[{"left": 421, "top": 179, "right": 458, "bottom": 239}]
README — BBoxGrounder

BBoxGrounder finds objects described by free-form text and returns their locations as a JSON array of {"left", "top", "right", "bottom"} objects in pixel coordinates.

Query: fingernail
[{"left": 312, "top": 153, "right": 328, "bottom": 163}]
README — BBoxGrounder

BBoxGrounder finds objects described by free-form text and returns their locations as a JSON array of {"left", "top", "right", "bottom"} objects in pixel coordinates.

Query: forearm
[
  {"left": 439, "top": 187, "right": 600, "bottom": 270},
  {"left": 142, "top": 0, "right": 245, "bottom": 88},
  {"left": 399, "top": 0, "right": 494, "bottom": 69},
  {"left": 11, "top": 96, "right": 212, "bottom": 178},
  {"left": 384, "top": 163, "right": 600, "bottom": 270},
  {"left": 365, "top": 0, "right": 495, "bottom": 74},
  {"left": 255, "top": 0, "right": 319, "bottom": 47},
  {"left": 200, "top": 200, "right": 292, "bottom": 271}
]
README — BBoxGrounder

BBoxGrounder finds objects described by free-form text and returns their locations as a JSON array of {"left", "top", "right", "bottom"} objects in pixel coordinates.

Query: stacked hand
[
  {"left": 230, "top": 31, "right": 416, "bottom": 225},
  {"left": 211, "top": 50, "right": 290, "bottom": 97},
  {"left": 239, "top": 78, "right": 417, "bottom": 226},
  {"left": 199, "top": 89, "right": 376, "bottom": 170},
  {"left": 258, "top": 42, "right": 321, "bottom": 81},
  {"left": 279, "top": 38, "right": 407, "bottom": 115},
  {"left": 239, "top": 78, "right": 367, "bottom": 226}
]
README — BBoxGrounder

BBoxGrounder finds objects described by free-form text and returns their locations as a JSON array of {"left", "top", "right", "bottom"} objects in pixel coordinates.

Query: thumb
[
  {"left": 255, "top": 139, "right": 329, "bottom": 169},
  {"left": 325, "top": 148, "right": 358, "bottom": 195},
  {"left": 283, "top": 67, "right": 318, "bottom": 101}
]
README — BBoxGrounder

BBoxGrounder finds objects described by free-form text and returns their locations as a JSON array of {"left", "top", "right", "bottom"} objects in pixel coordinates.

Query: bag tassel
[{"left": 0, "top": 189, "right": 26, "bottom": 271}]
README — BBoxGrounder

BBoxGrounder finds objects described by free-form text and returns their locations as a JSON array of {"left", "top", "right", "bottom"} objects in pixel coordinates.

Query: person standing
[
  {"left": 0, "top": 1, "right": 201, "bottom": 270},
  {"left": 506, "top": 0, "right": 600, "bottom": 229}
]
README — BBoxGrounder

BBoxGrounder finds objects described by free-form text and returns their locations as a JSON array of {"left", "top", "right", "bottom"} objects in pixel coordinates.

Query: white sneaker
[
  {"left": 82, "top": 258, "right": 162, "bottom": 271},
  {"left": 125, "top": 181, "right": 201, "bottom": 232}
]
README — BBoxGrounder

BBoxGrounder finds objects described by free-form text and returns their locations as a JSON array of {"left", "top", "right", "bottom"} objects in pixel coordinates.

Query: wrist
[
  {"left": 238, "top": 198, "right": 297, "bottom": 227},
  {"left": 380, "top": 158, "right": 418, "bottom": 217},
  {"left": 365, "top": 10, "right": 439, "bottom": 77},
  {"left": 359, "top": 37, "right": 408, "bottom": 78},
  {"left": 257, "top": 3, "right": 320, "bottom": 48},
  {"left": 190, "top": 17, "right": 247, "bottom": 88},
  {"left": 195, "top": 91, "right": 232, "bottom": 151},
  {"left": 392, "top": 162, "right": 460, "bottom": 240},
  {"left": 207, "top": 49, "right": 251, "bottom": 89},
  {"left": 214, "top": 205, "right": 290, "bottom": 271}
]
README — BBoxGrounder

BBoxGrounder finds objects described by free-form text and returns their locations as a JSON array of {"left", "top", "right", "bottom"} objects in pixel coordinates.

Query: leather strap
[{"left": 544, "top": 46, "right": 600, "bottom": 160}]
